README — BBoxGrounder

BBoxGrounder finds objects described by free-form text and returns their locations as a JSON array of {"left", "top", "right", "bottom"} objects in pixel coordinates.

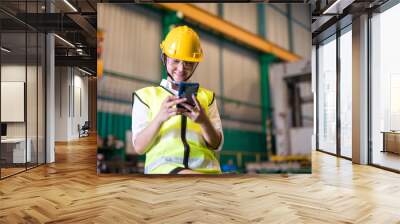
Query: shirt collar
[{"left": 160, "top": 79, "right": 178, "bottom": 95}]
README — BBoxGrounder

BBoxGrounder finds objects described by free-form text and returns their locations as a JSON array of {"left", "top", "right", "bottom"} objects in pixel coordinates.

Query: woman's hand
[
  {"left": 180, "top": 94, "right": 208, "bottom": 124},
  {"left": 181, "top": 94, "right": 221, "bottom": 149},
  {"left": 134, "top": 96, "right": 186, "bottom": 155},
  {"left": 155, "top": 96, "right": 187, "bottom": 124}
]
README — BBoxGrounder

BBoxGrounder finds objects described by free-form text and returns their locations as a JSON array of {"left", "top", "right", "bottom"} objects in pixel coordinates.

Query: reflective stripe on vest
[
  {"left": 134, "top": 85, "right": 221, "bottom": 174},
  {"left": 144, "top": 156, "right": 219, "bottom": 174},
  {"left": 159, "top": 128, "right": 206, "bottom": 147}
]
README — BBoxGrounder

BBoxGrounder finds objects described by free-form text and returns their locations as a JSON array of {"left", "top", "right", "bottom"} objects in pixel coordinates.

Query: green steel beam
[
  {"left": 258, "top": 4, "right": 269, "bottom": 133},
  {"left": 162, "top": 11, "right": 182, "bottom": 39},
  {"left": 260, "top": 54, "right": 275, "bottom": 121},
  {"left": 258, "top": 4, "right": 270, "bottom": 131},
  {"left": 260, "top": 54, "right": 276, "bottom": 155}
]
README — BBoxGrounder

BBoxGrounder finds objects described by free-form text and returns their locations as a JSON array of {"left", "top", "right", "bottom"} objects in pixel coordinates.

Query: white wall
[
  {"left": 1, "top": 65, "right": 27, "bottom": 145},
  {"left": 55, "top": 67, "right": 89, "bottom": 141},
  {"left": 1, "top": 65, "right": 35, "bottom": 137},
  {"left": 55, "top": 67, "right": 68, "bottom": 141},
  {"left": 1, "top": 63, "right": 46, "bottom": 163},
  {"left": 72, "top": 73, "right": 89, "bottom": 138}
]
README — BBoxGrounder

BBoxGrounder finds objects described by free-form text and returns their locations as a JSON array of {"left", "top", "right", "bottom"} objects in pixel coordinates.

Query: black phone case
[{"left": 178, "top": 82, "right": 199, "bottom": 108}]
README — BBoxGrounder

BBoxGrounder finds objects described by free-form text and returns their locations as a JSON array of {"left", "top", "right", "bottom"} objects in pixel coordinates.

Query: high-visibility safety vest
[{"left": 134, "top": 86, "right": 222, "bottom": 174}]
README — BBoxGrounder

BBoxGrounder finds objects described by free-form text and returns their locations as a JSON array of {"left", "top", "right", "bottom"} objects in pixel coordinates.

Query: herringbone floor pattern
[{"left": 1, "top": 135, "right": 400, "bottom": 223}]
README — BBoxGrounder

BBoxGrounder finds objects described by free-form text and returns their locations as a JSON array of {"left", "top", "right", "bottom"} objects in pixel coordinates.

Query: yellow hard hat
[{"left": 160, "top": 25, "right": 203, "bottom": 62}]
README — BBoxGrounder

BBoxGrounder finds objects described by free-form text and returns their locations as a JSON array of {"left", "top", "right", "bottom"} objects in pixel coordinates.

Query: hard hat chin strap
[{"left": 161, "top": 53, "right": 175, "bottom": 82}]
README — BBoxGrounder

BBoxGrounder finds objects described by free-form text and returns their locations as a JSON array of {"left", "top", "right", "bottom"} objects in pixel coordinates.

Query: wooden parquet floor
[
  {"left": 1, "top": 167, "right": 26, "bottom": 178},
  {"left": 1, "top": 135, "right": 400, "bottom": 223}
]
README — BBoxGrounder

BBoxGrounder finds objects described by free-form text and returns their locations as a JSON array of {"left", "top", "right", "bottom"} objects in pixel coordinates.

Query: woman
[{"left": 131, "top": 25, "right": 223, "bottom": 174}]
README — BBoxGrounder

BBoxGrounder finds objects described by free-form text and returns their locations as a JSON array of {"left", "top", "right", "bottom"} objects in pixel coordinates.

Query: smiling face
[{"left": 165, "top": 56, "right": 198, "bottom": 82}]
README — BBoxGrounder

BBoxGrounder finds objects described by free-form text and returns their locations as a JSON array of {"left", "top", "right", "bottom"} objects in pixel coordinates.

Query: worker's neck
[{"left": 167, "top": 78, "right": 179, "bottom": 91}]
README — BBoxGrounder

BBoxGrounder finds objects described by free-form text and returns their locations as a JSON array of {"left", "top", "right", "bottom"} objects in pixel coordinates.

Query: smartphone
[{"left": 177, "top": 82, "right": 199, "bottom": 109}]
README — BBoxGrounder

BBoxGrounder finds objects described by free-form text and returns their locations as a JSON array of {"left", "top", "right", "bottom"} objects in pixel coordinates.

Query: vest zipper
[{"left": 181, "top": 115, "right": 190, "bottom": 169}]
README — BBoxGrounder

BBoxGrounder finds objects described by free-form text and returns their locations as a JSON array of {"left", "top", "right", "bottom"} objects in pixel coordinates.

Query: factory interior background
[
  {"left": 96, "top": 3, "right": 313, "bottom": 174},
  {"left": 1, "top": 1, "right": 400, "bottom": 222}
]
